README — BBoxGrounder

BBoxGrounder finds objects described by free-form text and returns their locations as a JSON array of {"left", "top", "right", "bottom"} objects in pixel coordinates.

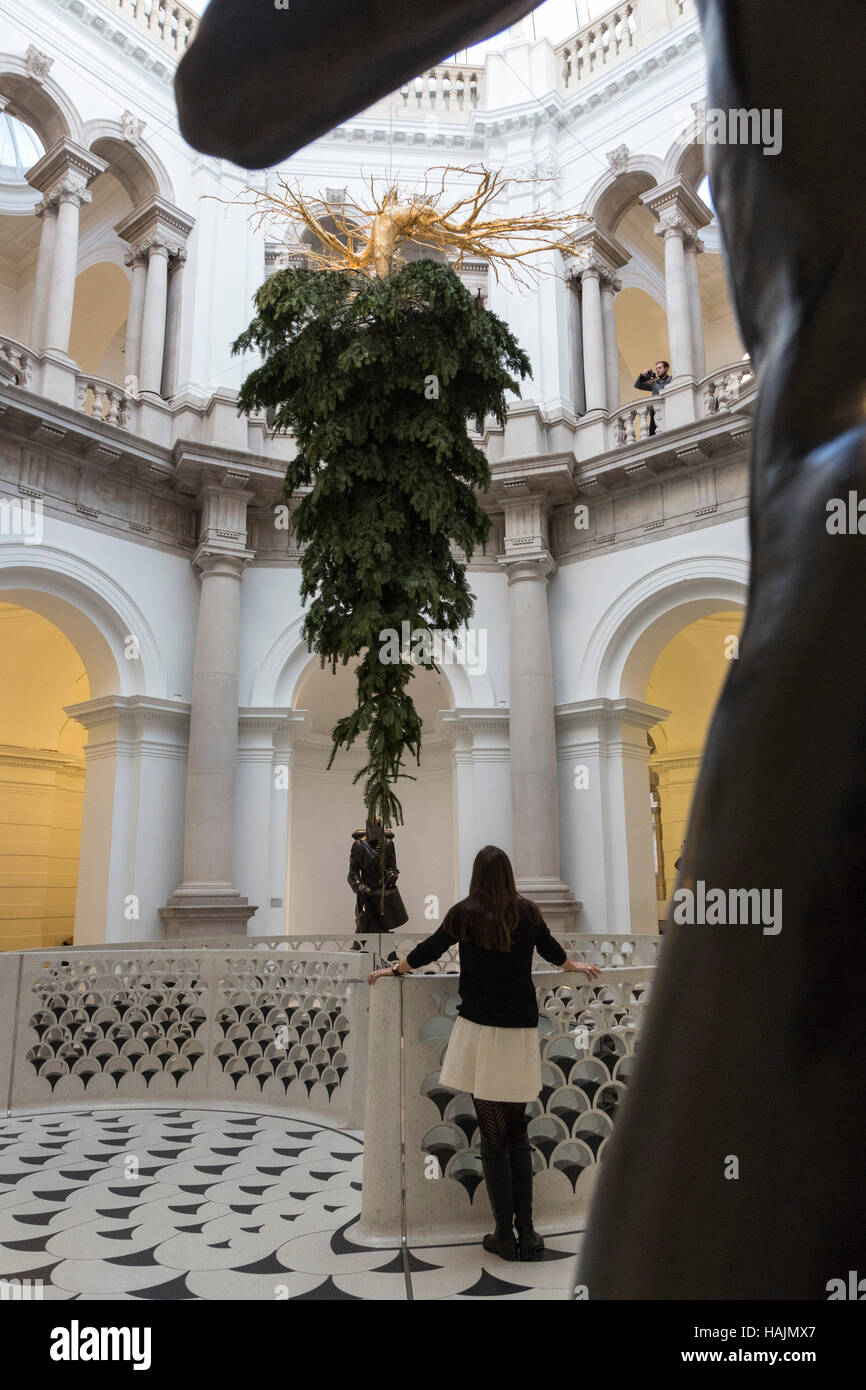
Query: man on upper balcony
[
  {"left": 634, "top": 360, "right": 673, "bottom": 396},
  {"left": 633, "top": 360, "right": 672, "bottom": 436}
]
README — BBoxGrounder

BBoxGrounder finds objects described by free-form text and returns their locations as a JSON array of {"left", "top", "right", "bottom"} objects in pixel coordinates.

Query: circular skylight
[{"left": 0, "top": 112, "right": 44, "bottom": 180}]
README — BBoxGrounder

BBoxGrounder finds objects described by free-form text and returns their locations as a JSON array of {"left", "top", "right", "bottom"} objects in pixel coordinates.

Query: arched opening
[
  {"left": 0, "top": 602, "right": 90, "bottom": 949},
  {"left": 645, "top": 607, "right": 745, "bottom": 925},
  {"left": 66, "top": 164, "right": 132, "bottom": 383},
  {"left": 614, "top": 284, "right": 670, "bottom": 405},
  {"left": 69, "top": 260, "right": 129, "bottom": 382},
  {"left": 693, "top": 173, "right": 745, "bottom": 373},
  {"left": 287, "top": 655, "right": 457, "bottom": 934}
]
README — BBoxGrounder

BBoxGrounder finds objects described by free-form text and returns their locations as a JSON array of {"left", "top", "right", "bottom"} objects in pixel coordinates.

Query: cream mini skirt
[{"left": 437, "top": 1015, "right": 543, "bottom": 1102}]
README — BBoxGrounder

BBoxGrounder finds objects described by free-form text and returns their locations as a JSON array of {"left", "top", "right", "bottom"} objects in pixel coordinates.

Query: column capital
[
  {"left": 500, "top": 553, "right": 557, "bottom": 585},
  {"left": 140, "top": 236, "right": 172, "bottom": 260},
  {"left": 652, "top": 210, "right": 703, "bottom": 250},
  {"left": 115, "top": 194, "right": 195, "bottom": 260},
  {"left": 642, "top": 176, "right": 713, "bottom": 244},
  {"left": 567, "top": 222, "right": 629, "bottom": 288},
  {"left": 25, "top": 137, "right": 108, "bottom": 199},
  {"left": 34, "top": 196, "right": 59, "bottom": 222},
  {"left": 193, "top": 547, "right": 254, "bottom": 577},
  {"left": 52, "top": 180, "right": 93, "bottom": 210},
  {"left": 123, "top": 245, "right": 149, "bottom": 270}
]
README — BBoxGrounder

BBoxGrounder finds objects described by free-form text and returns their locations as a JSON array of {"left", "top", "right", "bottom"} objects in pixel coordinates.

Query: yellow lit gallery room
[{"left": 0, "top": 0, "right": 863, "bottom": 1342}]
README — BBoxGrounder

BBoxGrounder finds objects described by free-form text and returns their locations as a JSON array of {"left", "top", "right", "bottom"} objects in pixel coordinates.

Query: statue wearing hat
[{"left": 347, "top": 817, "right": 409, "bottom": 934}]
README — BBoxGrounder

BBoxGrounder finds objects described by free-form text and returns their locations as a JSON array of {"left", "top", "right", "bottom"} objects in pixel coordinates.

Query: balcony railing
[
  {"left": 96, "top": 0, "right": 694, "bottom": 97},
  {"left": 77, "top": 374, "right": 131, "bottom": 428},
  {"left": 110, "top": 0, "right": 199, "bottom": 54},
  {"left": 602, "top": 358, "right": 753, "bottom": 453},
  {"left": 363, "top": 65, "right": 485, "bottom": 121},
  {"left": 0, "top": 936, "right": 657, "bottom": 1246},
  {"left": 0, "top": 336, "right": 32, "bottom": 389},
  {"left": 703, "top": 362, "right": 755, "bottom": 414},
  {"left": 555, "top": 0, "right": 698, "bottom": 94}
]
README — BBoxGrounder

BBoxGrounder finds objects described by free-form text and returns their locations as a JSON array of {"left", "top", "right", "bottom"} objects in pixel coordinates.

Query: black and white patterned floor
[{"left": 0, "top": 1108, "right": 582, "bottom": 1300}]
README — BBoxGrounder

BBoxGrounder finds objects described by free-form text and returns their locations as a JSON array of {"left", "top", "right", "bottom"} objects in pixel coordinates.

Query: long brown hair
[{"left": 459, "top": 845, "right": 540, "bottom": 951}]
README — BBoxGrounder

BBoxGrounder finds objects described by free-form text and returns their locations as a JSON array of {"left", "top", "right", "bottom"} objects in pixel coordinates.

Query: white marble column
[
  {"left": 123, "top": 246, "right": 148, "bottom": 388},
  {"left": 161, "top": 248, "right": 185, "bottom": 398},
  {"left": 115, "top": 197, "right": 194, "bottom": 401},
  {"left": 501, "top": 537, "right": 578, "bottom": 930},
  {"left": 601, "top": 274, "right": 623, "bottom": 414},
  {"left": 138, "top": 240, "right": 170, "bottom": 398},
  {"left": 162, "top": 485, "right": 257, "bottom": 937},
  {"left": 641, "top": 181, "right": 712, "bottom": 384},
  {"left": 25, "top": 140, "right": 107, "bottom": 359},
  {"left": 567, "top": 277, "right": 587, "bottom": 415},
  {"left": 42, "top": 182, "right": 90, "bottom": 354},
  {"left": 579, "top": 264, "right": 607, "bottom": 413},
  {"left": 30, "top": 197, "right": 58, "bottom": 351},
  {"left": 684, "top": 234, "right": 707, "bottom": 379},
  {"left": 655, "top": 214, "right": 695, "bottom": 381}
]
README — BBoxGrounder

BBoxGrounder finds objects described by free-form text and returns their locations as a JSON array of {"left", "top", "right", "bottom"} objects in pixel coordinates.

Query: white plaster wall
[
  {"left": 288, "top": 757, "right": 455, "bottom": 939},
  {"left": 549, "top": 517, "right": 750, "bottom": 704}
]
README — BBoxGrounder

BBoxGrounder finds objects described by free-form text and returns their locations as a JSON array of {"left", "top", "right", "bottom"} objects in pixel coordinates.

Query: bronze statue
[
  {"left": 577, "top": 0, "right": 866, "bottom": 1301},
  {"left": 347, "top": 818, "right": 409, "bottom": 934}
]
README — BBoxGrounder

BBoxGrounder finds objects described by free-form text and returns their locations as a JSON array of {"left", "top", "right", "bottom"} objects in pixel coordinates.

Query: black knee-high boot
[
  {"left": 479, "top": 1139, "right": 518, "bottom": 1261},
  {"left": 509, "top": 1124, "right": 544, "bottom": 1260}
]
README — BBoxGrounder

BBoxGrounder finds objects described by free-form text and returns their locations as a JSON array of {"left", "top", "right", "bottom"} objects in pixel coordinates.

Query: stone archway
[
  {"left": 563, "top": 557, "right": 749, "bottom": 933},
  {"left": 0, "top": 547, "right": 180, "bottom": 944},
  {"left": 245, "top": 622, "right": 505, "bottom": 935}
]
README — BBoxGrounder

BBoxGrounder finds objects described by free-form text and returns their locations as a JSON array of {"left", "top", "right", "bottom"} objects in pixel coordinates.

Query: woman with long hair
[{"left": 368, "top": 844, "right": 599, "bottom": 1261}]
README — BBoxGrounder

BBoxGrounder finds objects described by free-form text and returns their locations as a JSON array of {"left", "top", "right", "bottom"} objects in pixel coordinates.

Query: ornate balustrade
[
  {"left": 359, "top": 963, "right": 655, "bottom": 1245},
  {"left": 555, "top": 0, "right": 697, "bottom": 93},
  {"left": 0, "top": 948, "right": 371, "bottom": 1128},
  {"left": 45, "top": 931, "right": 662, "bottom": 968},
  {"left": 76, "top": 374, "right": 131, "bottom": 427},
  {"left": 610, "top": 397, "right": 663, "bottom": 446},
  {"left": 0, "top": 336, "right": 33, "bottom": 389},
  {"left": 702, "top": 361, "right": 755, "bottom": 414},
  {"left": 110, "top": 0, "right": 199, "bottom": 54},
  {"left": 0, "top": 939, "right": 658, "bottom": 1246},
  {"left": 596, "top": 356, "right": 753, "bottom": 455},
  {"left": 363, "top": 64, "right": 485, "bottom": 121}
]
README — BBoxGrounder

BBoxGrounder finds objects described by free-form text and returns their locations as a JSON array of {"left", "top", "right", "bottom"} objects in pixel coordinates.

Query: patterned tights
[{"left": 472, "top": 1096, "right": 527, "bottom": 1148}]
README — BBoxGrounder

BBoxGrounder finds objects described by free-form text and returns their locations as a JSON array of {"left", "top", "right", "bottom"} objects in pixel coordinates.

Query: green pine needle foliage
[{"left": 232, "top": 258, "right": 530, "bottom": 833}]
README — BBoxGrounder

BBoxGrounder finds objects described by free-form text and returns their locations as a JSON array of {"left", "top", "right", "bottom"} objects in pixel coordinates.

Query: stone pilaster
[
  {"left": 499, "top": 497, "right": 579, "bottom": 931},
  {"left": 161, "top": 483, "right": 256, "bottom": 938}
]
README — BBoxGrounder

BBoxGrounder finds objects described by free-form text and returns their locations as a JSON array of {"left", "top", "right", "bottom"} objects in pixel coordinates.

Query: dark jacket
[
  {"left": 405, "top": 894, "right": 567, "bottom": 1027},
  {"left": 348, "top": 834, "right": 408, "bottom": 932},
  {"left": 634, "top": 369, "right": 672, "bottom": 396}
]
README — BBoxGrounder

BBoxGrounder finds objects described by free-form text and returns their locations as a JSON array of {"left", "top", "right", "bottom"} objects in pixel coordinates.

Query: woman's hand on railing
[
  {"left": 367, "top": 960, "right": 411, "bottom": 985},
  {"left": 562, "top": 959, "right": 601, "bottom": 980}
]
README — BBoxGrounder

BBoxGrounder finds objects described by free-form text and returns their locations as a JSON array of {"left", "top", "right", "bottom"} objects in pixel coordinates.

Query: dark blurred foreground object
[
  {"left": 175, "top": 0, "right": 538, "bottom": 167},
  {"left": 577, "top": 0, "right": 866, "bottom": 1299}
]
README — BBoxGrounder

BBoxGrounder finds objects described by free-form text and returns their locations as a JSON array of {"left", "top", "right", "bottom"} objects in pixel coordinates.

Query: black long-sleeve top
[{"left": 405, "top": 894, "right": 568, "bottom": 1027}]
